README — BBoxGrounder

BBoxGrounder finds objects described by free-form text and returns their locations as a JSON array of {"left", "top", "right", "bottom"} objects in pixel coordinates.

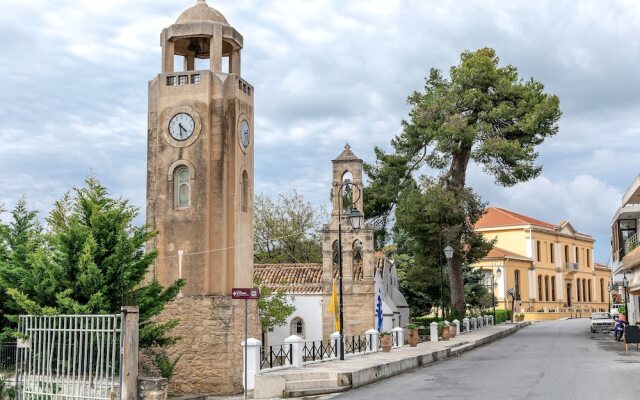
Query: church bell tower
[{"left": 146, "top": 0, "right": 258, "bottom": 394}]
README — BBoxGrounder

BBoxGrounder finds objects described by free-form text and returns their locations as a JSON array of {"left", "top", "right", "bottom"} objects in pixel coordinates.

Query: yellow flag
[{"left": 328, "top": 279, "right": 340, "bottom": 331}]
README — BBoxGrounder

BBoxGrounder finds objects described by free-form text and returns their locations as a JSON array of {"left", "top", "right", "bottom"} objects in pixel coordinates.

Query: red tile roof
[
  {"left": 254, "top": 263, "right": 323, "bottom": 294},
  {"left": 485, "top": 246, "right": 531, "bottom": 261},
  {"left": 595, "top": 263, "right": 610, "bottom": 270},
  {"left": 476, "top": 207, "right": 556, "bottom": 229}
]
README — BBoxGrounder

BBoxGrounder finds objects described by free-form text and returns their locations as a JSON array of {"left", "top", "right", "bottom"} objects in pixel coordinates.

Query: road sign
[{"left": 232, "top": 287, "right": 260, "bottom": 300}]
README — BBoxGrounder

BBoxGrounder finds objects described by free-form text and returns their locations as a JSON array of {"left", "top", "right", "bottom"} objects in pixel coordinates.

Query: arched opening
[
  {"left": 341, "top": 171, "right": 354, "bottom": 211},
  {"left": 290, "top": 317, "right": 305, "bottom": 338},
  {"left": 575, "top": 247, "right": 580, "bottom": 265},
  {"left": 577, "top": 278, "right": 581, "bottom": 302},
  {"left": 550, "top": 243, "right": 555, "bottom": 263},
  {"left": 564, "top": 245, "right": 569, "bottom": 263},
  {"left": 586, "top": 279, "right": 590, "bottom": 302},
  {"left": 241, "top": 170, "right": 249, "bottom": 213},
  {"left": 352, "top": 240, "right": 363, "bottom": 281},
  {"left": 536, "top": 241, "right": 541, "bottom": 262},
  {"left": 175, "top": 166, "right": 190, "bottom": 208}
]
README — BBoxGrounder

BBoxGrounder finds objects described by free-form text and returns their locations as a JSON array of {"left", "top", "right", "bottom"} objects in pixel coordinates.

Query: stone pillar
[
  {"left": 484, "top": 315, "right": 489, "bottom": 326},
  {"left": 453, "top": 319, "right": 460, "bottom": 336},
  {"left": 365, "top": 329, "right": 379, "bottom": 352},
  {"left": 430, "top": 322, "right": 438, "bottom": 342},
  {"left": 285, "top": 335, "right": 304, "bottom": 367},
  {"left": 241, "top": 338, "right": 261, "bottom": 391},
  {"left": 471, "top": 317, "right": 477, "bottom": 330},
  {"left": 121, "top": 306, "right": 139, "bottom": 400},
  {"left": 210, "top": 26, "right": 223, "bottom": 72},
  {"left": 478, "top": 316, "right": 483, "bottom": 329},
  {"left": 330, "top": 332, "right": 342, "bottom": 357},
  {"left": 463, "top": 318, "right": 470, "bottom": 333},
  {"left": 392, "top": 327, "right": 404, "bottom": 348}
]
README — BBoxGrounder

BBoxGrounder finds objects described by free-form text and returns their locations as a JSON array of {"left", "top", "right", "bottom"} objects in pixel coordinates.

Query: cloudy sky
[{"left": 1, "top": 0, "right": 639, "bottom": 263}]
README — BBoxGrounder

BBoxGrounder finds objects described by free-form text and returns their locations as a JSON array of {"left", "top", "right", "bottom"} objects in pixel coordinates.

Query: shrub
[
  {"left": 406, "top": 323, "right": 417, "bottom": 329},
  {"left": 414, "top": 316, "right": 442, "bottom": 327},
  {"left": 494, "top": 309, "right": 511, "bottom": 324}
]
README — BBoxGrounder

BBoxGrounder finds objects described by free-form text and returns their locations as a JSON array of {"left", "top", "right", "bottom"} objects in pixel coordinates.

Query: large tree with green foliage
[
  {"left": 254, "top": 277, "right": 295, "bottom": 345},
  {"left": 1, "top": 179, "right": 185, "bottom": 347},
  {"left": 254, "top": 191, "right": 324, "bottom": 264},
  {"left": 365, "top": 48, "right": 561, "bottom": 318}
]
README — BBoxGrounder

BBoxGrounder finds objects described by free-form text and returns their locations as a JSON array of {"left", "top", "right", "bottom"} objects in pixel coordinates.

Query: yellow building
[{"left": 474, "top": 207, "right": 610, "bottom": 313}]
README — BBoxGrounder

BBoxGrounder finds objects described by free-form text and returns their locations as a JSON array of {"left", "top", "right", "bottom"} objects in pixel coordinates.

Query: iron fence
[
  {"left": 260, "top": 344, "right": 293, "bottom": 370},
  {"left": 0, "top": 342, "right": 16, "bottom": 372},
  {"left": 344, "top": 335, "right": 369, "bottom": 354},
  {"left": 302, "top": 339, "right": 338, "bottom": 362},
  {"left": 16, "top": 314, "right": 122, "bottom": 400}
]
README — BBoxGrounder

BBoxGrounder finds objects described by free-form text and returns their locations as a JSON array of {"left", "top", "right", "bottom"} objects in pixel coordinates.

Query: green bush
[
  {"left": 414, "top": 316, "right": 443, "bottom": 327},
  {"left": 494, "top": 309, "right": 511, "bottom": 324}
]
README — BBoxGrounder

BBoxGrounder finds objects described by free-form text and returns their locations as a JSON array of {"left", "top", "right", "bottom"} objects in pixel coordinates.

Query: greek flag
[{"left": 376, "top": 290, "right": 383, "bottom": 332}]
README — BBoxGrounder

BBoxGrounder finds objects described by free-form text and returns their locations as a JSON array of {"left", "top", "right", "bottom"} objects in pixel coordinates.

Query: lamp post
[
  {"left": 623, "top": 272, "right": 629, "bottom": 322},
  {"left": 443, "top": 245, "right": 454, "bottom": 321},
  {"left": 337, "top": 180, "right": 364, "bottom": 361}
]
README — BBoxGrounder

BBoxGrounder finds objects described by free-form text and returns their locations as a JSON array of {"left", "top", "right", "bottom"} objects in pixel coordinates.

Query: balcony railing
[
  {"left": 564, "top": 262, "right": 579, "bottom": 272},
  {"left": 624, "top": 232, "right": 640, "bottom": 256}
]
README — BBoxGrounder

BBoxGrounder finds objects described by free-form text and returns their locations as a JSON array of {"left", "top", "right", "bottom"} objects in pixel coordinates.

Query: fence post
[
  {"left": 285, "top": 335, "right": 303, "bottom": 367},
  {"left": 241, "top": 338, "right": 261, "bottom": 391},
  {"left": 484, "top": 315, "right": 489, "bottom": 326},
  {"left": 430, "top": 322, "right": 438, "bottom": 342},
  {"left": 392, "top": 327, "right": 404, "bottom": 348},
  {"left": 463, "top": 318, "right": 469, "bottom": 333},
  {"left": 453, "top": 319, "right": 460, "bottom": 336},
  {"left": 330, "top": 332, "right": 342, "bottom": 358},
  {"left": 471, "top": 317, "right": 476, "bottom": 330},
  {"left": 365, "top": 329, "right": 379, "bottom": 352},
  {"left": 121, "top": 306, "right": 139, "bottom": 400}
]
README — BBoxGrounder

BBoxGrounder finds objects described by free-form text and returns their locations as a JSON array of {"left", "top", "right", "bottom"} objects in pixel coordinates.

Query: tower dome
[{"left": 176, "top": 0, "right": 229, "bottom": 25}]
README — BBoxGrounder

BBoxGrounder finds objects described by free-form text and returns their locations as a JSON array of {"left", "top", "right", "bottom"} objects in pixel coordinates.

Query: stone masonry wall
[{"left": 153, "top": 295, "right": 260, "bottom": 395}]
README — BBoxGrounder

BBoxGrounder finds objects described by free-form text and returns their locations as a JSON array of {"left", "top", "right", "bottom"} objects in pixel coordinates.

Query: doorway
[{"left": 566, "top": 283, "right": 572, "bottom": 307}]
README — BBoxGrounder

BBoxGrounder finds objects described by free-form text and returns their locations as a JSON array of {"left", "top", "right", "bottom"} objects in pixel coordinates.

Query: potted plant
[
  {"left": 449, "top": 323, "right": 456, "bottom": 338},
  {"left": 380, "top": 331, "right": 393, "bottom": 352},
  {"left": 518, "top": 312, "right": 525, "bottom": 322},
  {"left": 406, "top": 323, "right": 419, "bottom": 347},
  {"left": 438, "top": 322, "right": 450, "bottom": 341}
]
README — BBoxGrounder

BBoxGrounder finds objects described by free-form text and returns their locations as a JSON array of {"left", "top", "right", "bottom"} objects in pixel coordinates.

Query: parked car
[
  {"left": 590, "top": 312, "right": 614, "bottom": 333},
  {"left": 611, "top": 304, "right": 624, "bottom": 318}
]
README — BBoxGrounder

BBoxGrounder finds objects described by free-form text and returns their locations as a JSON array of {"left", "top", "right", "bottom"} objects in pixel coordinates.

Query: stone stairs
[{"left": 281, "top": 371, "right": 351, "bottom": 398}]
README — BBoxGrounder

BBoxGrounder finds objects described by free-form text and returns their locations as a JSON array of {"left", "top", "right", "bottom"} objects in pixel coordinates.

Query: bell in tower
[{"left": 145, "top": 0, "right": 258, "bottom": 395}]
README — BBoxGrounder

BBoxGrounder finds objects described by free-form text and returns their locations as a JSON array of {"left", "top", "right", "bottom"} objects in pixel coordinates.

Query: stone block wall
[{"left": 153, "top": 295, "right": 260, "bottom": 395}]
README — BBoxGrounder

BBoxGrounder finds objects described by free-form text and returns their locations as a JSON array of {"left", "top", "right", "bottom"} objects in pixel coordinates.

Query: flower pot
[
  {"left": 381, "top": 335, "right": 393, "bottom": 352},
  {"left": 449, "top": 325, "right": 456, "bottom": 338},
  {"left": 441, "top": 326, "right": 450, "bottom": 341},
  {"left": 408, "top": 329, "right": 419, "bottom": 347}
]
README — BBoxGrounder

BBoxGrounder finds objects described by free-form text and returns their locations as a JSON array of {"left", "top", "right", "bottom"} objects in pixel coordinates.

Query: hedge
[{"left": 495, "top": 309, "right": 511, "bottom": 324}]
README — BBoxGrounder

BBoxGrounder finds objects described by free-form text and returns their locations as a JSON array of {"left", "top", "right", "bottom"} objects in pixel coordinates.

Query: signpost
[{"left": 232, "top": 287, "right": 260, "bottom": 400}]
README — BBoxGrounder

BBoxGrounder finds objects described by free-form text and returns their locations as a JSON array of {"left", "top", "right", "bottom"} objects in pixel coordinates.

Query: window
[
  {"left": 586, "top": 249, "right": 591, "bottom": 267},
  {"left": 514, "top": 270, "right": 521, "bottom": 300},
  {"left": 551, "top": 277, "right": 556, "bottom": 301},
  {"left": 352, "top": 240, "right": 363, "bottom": 280},
  {"left": 619, "top": 219, "right": 637, "bottom": 257},
  {"left": 600, "top": 278, "right": 604, "bottom": 302},
  {"left": 588, "top": 279, "right": 592, "bottom": 302},
  {"left": 536, "top": 241, "right": 541, "bottom": 262},
  {"left": 577, "top": 278, "right": 581, "bottom": 302},
  {"left": 564, "top": 245, "right": 569, "bottom": 263},
  {"left": 175, "top": 166, "right": 190, "bottom": 208},
  {"left": 290, "top": 317, "right": 305, "bottom": 338},
  {"left": 538, "top": 275, "right": 543, "bottom": 301},
  {"left": 550, "top": 243, "right": 555, "bottom": 264},
  {"left": 575, "top": 247, "right": 579, "bottom": 264},
  {"left": 583, "top": 280, "right": 587, "bottom": 303},
  {"left": 241, "top": 170, "right": 249, "bottom": 212},
  {"left": 544, "top": 276, "right": 549, "bottom": 301}
]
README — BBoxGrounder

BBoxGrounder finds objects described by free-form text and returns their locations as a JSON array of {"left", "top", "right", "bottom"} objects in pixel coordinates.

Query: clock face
[
  {"left": 240, "top": 119, "right": 251, "bottom": 148},
  {"left": 169, "top": 113, "right": 195, "bottom": 141}
]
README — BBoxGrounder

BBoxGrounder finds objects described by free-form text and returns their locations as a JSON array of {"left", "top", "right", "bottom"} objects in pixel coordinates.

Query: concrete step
[
  {"left": 280, "top": 371, "right": 336, "bottom": 381},
  {"left": 284, "top": 386, "right": 351, "bottom": 398},
  {"left": 285, "top": 378, "right": 338, "bottom": 390}
]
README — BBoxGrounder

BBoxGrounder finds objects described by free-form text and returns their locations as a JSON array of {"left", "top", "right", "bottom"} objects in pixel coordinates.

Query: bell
[{"left": 187, "top": 37, "right": 210, "bottom": 58}]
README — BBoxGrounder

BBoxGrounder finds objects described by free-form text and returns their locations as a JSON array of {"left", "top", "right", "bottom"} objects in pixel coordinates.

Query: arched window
[
  {"left": 575, "top": 247, "right": 580, "bottom": 265},
  {"left": 341, "top": 171, "right": 354, "bottom": 211},
  {"left": 586, "top": 249, "right": 591, "bottom": 267},
  {"left": 577, "top": 278, "right": 581, "bottom": 302},
  {"left": 600, "top": 278, "right": 604, "bottom": 302},
  {"left": 587, "top": 279, "right": 591, "bottom": 302},
  {"left": 290, "top": 317, "right": 305, "bottom": 338},
  {"left": 564, "top": 245, "right": 569, "bottom": 263},
  {"left": 536, "top": 241, "right": 541, "bottom": 262},
  {"left": 550, "top": 243, "right": 554, "bottom": 263},
  {"left": 332, "top": 241, "right": 339, "bottom": 279},
  {"left": 352, "top": 240, "right": 363, "bottom": 280},
  {"left": 551, "top": 277, "right": 556, "bottom": 301},
  {"left": 175, "top": 166, "right": 190, "bottom": 208},
  {"left": 538, "top": 275, "right": 543, "bottom": 301},
  {"left": 544, "top": 276, "right": 549, "bottom": 301},
  {"left": 241, "top": 170, "right": 249, "bottom": 213}
]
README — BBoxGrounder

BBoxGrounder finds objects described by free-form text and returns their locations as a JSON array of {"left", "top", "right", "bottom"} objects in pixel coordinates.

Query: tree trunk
[{"left": 448, "top": 258, "right": 466, "bottom": 320}]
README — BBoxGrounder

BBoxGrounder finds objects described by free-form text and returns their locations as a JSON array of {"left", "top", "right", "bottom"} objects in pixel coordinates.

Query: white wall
[{"left": 266, "top": 294, "right": 323, "bottom": 346}]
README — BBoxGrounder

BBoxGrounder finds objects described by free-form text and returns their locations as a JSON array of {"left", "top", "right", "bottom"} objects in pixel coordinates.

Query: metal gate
[{"left": 16, "top": 314, "right": 122, "bottom": 400}]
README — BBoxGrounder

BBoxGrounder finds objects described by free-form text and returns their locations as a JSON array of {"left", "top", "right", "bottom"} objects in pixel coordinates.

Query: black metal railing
[
  {"left": 0, "top": 342, "right": 16, "bottom": 372},
  {"left": 302, "top": 339, "right": 338, "bottom": 362},
  {"left": 392, "top": 331, "right": 400, "bottom": 347},
  {"left": 260, "top": 344, "right": 293, "bottom": 370},
  {"left": 344, "top": 335, "right": 368, "bottom": 354}
]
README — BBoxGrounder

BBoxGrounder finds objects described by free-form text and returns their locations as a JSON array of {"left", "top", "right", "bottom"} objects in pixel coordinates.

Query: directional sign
[{"left": 232, "top": 287, "right": 260, "bottom": 300}]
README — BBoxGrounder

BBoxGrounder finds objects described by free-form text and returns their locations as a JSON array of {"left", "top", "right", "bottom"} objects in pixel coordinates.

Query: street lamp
[
  {"left": 443, "top": 245, "right": 454, "bottom": 321},
  {"left": 623, "top": 272, "right": 629, "bottom": 322},
  {"left": 337, "top": 180, "right": 364, "bottom": 360}
]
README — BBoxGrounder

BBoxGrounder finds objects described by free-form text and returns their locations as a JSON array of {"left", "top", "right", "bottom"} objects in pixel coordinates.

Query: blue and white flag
[{"left": 376, "top": 290, "right": 383, "bottom": 332}]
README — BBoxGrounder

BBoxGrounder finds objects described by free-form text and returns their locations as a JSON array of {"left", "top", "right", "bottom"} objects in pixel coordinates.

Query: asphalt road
[{"left": 332, "top": 319, "right": 640, "bottom": 400}]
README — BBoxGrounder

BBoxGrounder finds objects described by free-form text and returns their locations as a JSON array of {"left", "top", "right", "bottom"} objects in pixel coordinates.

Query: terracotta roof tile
[
  {"left": 476, "top": 207, "right": 556, "bottom": 229},
  {"left": 595, "top": 263, "right": 610, "bottom": 270},
  {"left": 484, "top": 246, "right": 532, "bottom": 261},
  {"left": 254, "top": 264, "right": 323, "bottom": 294}
]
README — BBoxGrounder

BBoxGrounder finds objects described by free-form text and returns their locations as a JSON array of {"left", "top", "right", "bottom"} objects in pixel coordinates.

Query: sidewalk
[{"left": 254, "top": 322, "right": 531, "bottom": 398}]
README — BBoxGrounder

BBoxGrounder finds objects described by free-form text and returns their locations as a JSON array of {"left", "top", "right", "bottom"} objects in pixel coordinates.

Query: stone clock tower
[{"left": 146, "top": 0, "right": 258, "bottom": 394}]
